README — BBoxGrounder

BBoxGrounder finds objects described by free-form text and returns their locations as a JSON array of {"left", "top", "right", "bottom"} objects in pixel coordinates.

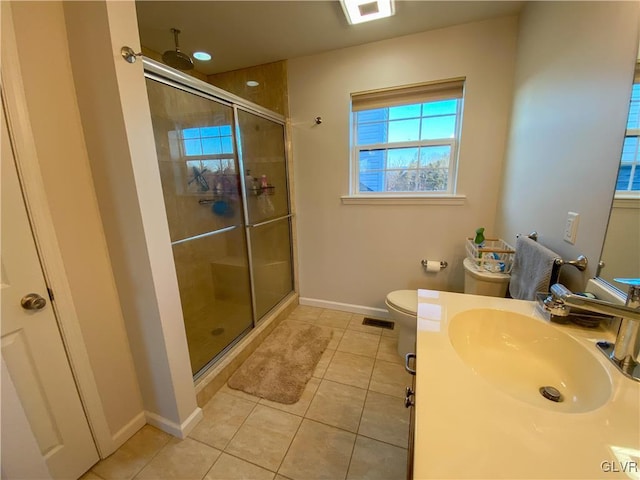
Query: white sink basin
[{"left": 448, "top": 308, "right": 612, "bottom": 413}]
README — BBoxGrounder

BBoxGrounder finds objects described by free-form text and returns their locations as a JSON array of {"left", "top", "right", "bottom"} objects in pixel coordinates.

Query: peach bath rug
[{"left": 227, "top": 322, "right": 332, "bottom": 404}]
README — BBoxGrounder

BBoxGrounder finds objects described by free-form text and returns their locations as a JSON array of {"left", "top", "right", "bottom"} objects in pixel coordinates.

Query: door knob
[{"left": 21, "top": 293, "right": 47, "bottom": 311}]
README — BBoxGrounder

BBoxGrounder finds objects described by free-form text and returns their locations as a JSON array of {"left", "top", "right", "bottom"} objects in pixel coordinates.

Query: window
[
  {"left": 167, "top": 124, "right": 236, "bottom": 195},
  {"left": 350, "top": 79, "right": 464, "bottom": 196},
  {"left": 181, "top": 126, "right": 234, "bottom": 156},
  {"left": 617, "top": 76, "right": 640, "bottom": 194}
]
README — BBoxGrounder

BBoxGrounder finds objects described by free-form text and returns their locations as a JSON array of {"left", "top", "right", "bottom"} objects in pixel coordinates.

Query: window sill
[
  {"left": 340, "top": 194, "right": 467, "bottom": 206},
  {"left": 612, "top": 194, "right": 640, "bottom": 209}
]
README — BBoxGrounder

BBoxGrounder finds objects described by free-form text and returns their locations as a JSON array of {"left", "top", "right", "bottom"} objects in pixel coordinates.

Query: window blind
[{"left": 351, "top": 78, "right": 465, "bottom": 112}]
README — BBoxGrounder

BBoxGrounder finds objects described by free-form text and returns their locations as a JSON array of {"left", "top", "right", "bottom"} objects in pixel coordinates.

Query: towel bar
[
  {"left": 554, "top": 255, "right": 588, "bottom": 271},
  {"left": 515, "top": 231, "right": 588, "bottom": 278},
  {"left": 514, "top": 230, "right": 582, "bottom": 283},
  {"left": 549, "top": 255, "right": 588, "bottom": 287}
]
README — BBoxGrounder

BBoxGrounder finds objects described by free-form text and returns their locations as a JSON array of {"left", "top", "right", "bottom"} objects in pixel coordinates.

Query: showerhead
[{"left": 162, "top": 28, "right": 194, "bottom": 71}]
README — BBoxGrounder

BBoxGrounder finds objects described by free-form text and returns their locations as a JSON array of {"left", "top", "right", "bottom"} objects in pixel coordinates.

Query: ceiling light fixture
[
  {"left": 193, "top": 51, "right": 212, "bottom": 61},
  {"left": 246, "top": 80, "right": 260, "bottom": 87},
  {"left": 340, "top": 0, "right": 395, "bottom": 25}
]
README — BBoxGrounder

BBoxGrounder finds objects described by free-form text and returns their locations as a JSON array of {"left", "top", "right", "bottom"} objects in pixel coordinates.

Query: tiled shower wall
[{"left": 207, "top": 60, "right": 289, "bottom": 116}]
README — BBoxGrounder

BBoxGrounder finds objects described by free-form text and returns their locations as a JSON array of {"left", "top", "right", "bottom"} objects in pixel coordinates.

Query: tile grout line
[
  {"left": 102, "top": 306, "right": 403, "bottom": 480},
  {"left": 216, "top": 450, "right": 280, "bottom": 477},
  {"left": 197, "top": 445, "right": 221, "bottom": 480},
  {"left": 342, "top": 424, "right": 359, "bottom": 480},
  {"left": 272, "top": 400, "right": 309, "bottom": 476},
  {"left": 130, "top": 403, "right": 406, "bottom": 480},
  {"left": 197, "top": 306, "right": 404, "bottom": 477},
  {"left": 315, "top": 347, "right": 336, "bottom": 380},
  {"left": 129, "top": 430, "right": 173, "bottom": 480},
  {"left": 278, "top": 307, "right": 338, "bottom": 477},
  {"left": 217, "top": 395, "right": 261, "bottom": 454},
  {"left": 350, "top": 386, "right": 370, "bottom": 473},
  {"left": 355, "top": 431, "right": 410, "bottom": 450},
  {"left": 222, "top": 383, "right": 408, "bottom": 451}
]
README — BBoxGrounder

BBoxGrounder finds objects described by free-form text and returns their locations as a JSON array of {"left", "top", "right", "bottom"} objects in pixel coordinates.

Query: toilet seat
[{"left": 386, "top": 290, "right": 417, "bottom": 316}]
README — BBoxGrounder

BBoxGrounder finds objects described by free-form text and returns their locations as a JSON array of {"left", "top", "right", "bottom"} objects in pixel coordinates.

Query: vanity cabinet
[
  {"left": 405, "top": 353, "right": 416, "bottom": 480},
  {"left": 413, "top": 289, "right": 640, "bottom": 479}
]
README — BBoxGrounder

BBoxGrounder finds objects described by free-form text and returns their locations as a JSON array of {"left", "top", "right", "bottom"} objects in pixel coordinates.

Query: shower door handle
[
  {"left": 170, "top": 225, "right": 240, "bottom": 246},
  {"left": 248, "top": 214, "right": 294, "bottom": 229}
]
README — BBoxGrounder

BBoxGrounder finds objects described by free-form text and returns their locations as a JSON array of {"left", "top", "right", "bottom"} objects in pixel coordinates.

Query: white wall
[
  {"left": 63, "top": 1, "right": 202, "bottom": 437},
  {"left": 8, "top": 0, "right": 202, "bottom": 449},
  {"left": 496, "top": 2, "right": 639, "bottom": 290},
  {"left": 10, "top": 1, "right": 145, "bottom": 446},
  {"left": 288, "top": 16, "right": 518, "bottom": 311}
]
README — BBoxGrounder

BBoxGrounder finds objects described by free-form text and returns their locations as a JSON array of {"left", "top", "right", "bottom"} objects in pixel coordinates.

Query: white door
[{"left": 1, "top": 100, "right": 99, "bottom": 478}]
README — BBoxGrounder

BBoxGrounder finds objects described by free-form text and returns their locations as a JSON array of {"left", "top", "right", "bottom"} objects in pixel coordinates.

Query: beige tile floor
[{"left": 83, "top": 305, "right": 411, "bottom": 480}]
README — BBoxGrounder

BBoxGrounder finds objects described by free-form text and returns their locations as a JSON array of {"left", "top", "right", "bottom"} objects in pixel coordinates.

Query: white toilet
[
  {"left": 386, "top": 258, "right": 511, "bottom": 357},
  {"left": 384, "top": 290, "right": 418, "bottom": 360}
]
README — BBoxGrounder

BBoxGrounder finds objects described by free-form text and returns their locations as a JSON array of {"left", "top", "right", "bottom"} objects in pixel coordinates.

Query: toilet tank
[{"left": 463, "top": 258, "right": 510, "bottom": 297}]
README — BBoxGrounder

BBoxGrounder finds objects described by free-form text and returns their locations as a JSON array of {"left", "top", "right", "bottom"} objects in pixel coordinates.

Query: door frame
[{"left": 1, "top": 2, "right": 113, "bottom": 457}]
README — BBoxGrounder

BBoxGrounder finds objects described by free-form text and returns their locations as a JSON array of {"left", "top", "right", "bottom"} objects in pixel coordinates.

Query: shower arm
[{"left": 172, "top": 28, "right": 182, "bottom": 51}]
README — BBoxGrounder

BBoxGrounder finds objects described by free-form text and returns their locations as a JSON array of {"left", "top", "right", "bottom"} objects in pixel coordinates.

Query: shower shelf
[
  {"left": 197, "top": 185, "right": 275, "bottom": 204},
  {"left": 249, "top": 185, "right": 275, "bottom": 196},
  {"left": 198, "top": 195, "right": 236, "bottom": 205}
]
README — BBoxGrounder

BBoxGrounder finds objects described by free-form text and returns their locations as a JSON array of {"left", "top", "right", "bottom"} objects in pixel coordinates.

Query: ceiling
[{"left": 135, "top": 1, "right": 525, "bottom": 76}]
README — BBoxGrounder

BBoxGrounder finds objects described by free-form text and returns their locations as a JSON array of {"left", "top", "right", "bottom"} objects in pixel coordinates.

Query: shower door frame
[
  {"left": 233, "top": 104, "right": 295, "bottom": 322},
  {"left": 143, "top": 57, "right": 295, "bottom": 371}
]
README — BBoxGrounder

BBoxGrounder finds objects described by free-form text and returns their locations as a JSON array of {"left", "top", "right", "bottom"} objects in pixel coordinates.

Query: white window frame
[
  {"left": 345, "top": 79, "right": 466, "bottom": 204},
  {"left": 616, "top": 67, "right": 640, "bottom": 198}
]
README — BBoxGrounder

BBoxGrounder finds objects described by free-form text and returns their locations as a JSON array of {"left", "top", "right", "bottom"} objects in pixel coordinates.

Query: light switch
[{"left": 563, "top": 212, "right": 580, "bottom": 244}]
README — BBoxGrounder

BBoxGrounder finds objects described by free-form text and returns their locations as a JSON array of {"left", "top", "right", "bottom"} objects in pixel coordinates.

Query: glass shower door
[
  {"left": 146, "top": 79, "right": 253, "bottom": 376},
  {"left": 237, "top": 109, "right": 294, "bottom": 320}
]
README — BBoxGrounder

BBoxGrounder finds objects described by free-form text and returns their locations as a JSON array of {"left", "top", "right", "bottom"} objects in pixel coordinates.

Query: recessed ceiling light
[
  {"left": 340, "top": 0, "right": 395, "bottom": 25},
  {"left": 246, "top": 80, "right": 260, "bottom": 87},
  {"left": 193, "top": 51, "right": 211, "bottom": 61}
]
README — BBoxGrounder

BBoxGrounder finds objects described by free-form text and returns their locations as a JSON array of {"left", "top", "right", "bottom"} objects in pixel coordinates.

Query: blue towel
[{"left": 509, "top": 237, "right": 559, "bottom": 300}]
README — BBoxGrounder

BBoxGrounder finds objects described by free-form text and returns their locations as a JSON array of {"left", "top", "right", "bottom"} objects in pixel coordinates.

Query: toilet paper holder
[{"left": 421, "top": 260, "right": 448, "bottom": 272}]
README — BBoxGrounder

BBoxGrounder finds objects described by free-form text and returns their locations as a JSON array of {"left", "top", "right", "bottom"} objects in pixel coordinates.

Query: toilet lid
[{"left": 386, "top": 290, "right": 417, "bottom": 316}]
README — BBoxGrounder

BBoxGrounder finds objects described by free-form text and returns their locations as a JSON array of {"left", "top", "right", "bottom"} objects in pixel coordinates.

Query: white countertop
[{"left": 413, "top": 289, "right": 640, "bottom": 480}]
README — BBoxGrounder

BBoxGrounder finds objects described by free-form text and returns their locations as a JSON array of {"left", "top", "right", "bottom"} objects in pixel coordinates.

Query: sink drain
[{"left": 539, "top": 386, "right": 563, "bottom": 402}]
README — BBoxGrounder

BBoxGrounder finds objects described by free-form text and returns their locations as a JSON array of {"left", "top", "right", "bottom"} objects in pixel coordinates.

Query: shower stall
[{"left": 143, "top": 59, "right": 294, "bottom": 378}]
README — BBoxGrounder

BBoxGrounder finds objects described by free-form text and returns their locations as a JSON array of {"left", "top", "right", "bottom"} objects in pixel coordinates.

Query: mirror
[
  {"left": 598, "top": 61, "right": 640, "bottom": 292},
  {"left": 600, "top": 197, "right": 640, "bottom": 290}
]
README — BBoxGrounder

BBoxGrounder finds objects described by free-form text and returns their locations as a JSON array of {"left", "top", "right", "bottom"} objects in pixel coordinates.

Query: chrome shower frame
[{"left": 142, "top": 57, "right": 296, "bottom": 378}]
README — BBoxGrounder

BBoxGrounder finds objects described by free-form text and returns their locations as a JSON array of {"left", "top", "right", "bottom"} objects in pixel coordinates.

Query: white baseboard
[
  {"left": 107, "top": 411, "right": 147, "bottom": 456},
  {"left": 299, "top": 297, "right": 390, "bottom": 318},
  {"left": 145, "top": 407, "right": 204, "bottom": 439}
]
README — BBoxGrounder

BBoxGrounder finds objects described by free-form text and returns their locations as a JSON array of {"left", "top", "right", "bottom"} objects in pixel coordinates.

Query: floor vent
[{"left": 362, "top": 317, "right": 395, "bottom": 330}]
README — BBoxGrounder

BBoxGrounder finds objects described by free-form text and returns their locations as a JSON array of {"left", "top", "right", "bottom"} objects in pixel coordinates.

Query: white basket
[{"left": 466, "top": 238, "right": 515, "bottom": 274}]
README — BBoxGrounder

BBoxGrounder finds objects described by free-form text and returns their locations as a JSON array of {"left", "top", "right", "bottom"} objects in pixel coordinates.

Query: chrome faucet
[{"left": 545, "top": 282, "right": 640, "bottom": 382}]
